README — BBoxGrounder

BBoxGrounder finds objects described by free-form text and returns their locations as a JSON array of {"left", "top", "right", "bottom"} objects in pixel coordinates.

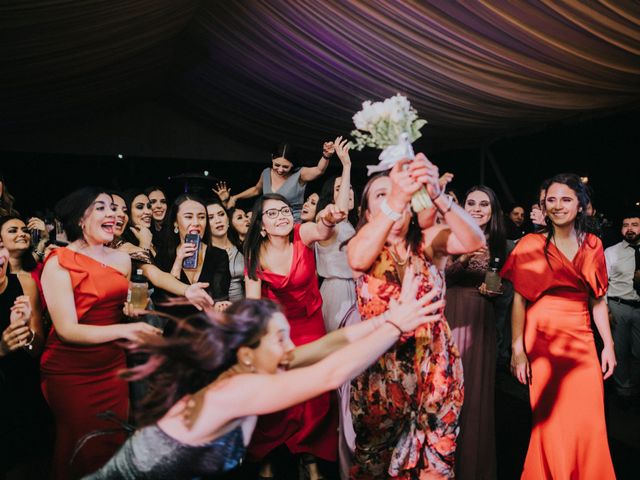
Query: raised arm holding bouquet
[{"left": 349, "top": 94, "right": 433, "bottom": 212}]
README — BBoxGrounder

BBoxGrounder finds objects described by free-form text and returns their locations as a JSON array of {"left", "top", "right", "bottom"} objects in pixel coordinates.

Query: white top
[{"left": 604, "top": 240, "right": 640, "bottom": 301}]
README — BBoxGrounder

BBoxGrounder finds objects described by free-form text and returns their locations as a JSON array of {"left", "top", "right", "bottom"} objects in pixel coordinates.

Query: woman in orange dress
[
  {"left": 501, "top": 173, "right": 616, "bottom": 479},
  {"left": 41, "top": 188, "right": 162, "bottom": 479}
]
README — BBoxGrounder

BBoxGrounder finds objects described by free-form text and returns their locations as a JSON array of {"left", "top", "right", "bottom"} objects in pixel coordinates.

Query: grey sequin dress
[{"left": 83, "top": 424, "right": 245, "bottom": 479}]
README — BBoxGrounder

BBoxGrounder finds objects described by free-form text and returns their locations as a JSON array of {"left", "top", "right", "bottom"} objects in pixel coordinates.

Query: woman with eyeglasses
[
  {"left": 227, "top": 141, "right": 335, "bottom": 222},
  {"left": 243, "top": 193, "right": 345, "bottom": 479}
]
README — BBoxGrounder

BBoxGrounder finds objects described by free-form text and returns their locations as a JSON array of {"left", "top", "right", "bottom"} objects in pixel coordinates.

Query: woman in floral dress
[{"left": 347, "top": 155, "right": 485, "bottom": 479}]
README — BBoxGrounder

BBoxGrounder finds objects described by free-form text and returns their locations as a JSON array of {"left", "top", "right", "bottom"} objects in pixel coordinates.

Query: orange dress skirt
[{"left": 501, "top": 233, "right": 615, "bottom": 479}]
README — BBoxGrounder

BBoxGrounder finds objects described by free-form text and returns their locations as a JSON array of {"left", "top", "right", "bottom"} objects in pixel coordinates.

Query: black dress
[
  {"left": 0, "top": 274, "right": 51, "bottom": 473},
  {"left": 155, "top": 246, "right": 231, "bottom": 323}
]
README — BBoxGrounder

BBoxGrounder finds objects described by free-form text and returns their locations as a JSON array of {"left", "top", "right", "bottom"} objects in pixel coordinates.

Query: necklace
[{"left": 388, "top": 243, "right": 410, "bottom": 266}]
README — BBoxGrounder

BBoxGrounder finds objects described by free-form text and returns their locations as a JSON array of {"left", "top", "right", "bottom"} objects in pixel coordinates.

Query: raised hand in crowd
[
  {"left": 530, "top": 203, "right": 546, "bottom": 227},
  {"left": 0, "top": 295, "right": 33, "bottom": 356},
  {"left": 129, "top": 224, "right": 154, "bottom": 251},
  {"left": 212, "top": 181, "right": 231, "bottom": 207}
]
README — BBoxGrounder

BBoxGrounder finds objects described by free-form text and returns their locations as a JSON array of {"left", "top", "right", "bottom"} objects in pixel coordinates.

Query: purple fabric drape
[{"left": 2, "top": 1, "right": 639, "bottom": 149}]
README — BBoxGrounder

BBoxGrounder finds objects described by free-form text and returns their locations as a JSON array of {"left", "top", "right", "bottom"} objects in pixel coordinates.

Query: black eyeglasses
[{"left": 262, "top": 207, "right": 293, "bottom": 219}]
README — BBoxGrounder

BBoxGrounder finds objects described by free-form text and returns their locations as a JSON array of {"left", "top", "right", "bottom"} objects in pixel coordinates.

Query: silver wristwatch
[{"left": 380, "top": 199, "right": 402, "bottom": 221}]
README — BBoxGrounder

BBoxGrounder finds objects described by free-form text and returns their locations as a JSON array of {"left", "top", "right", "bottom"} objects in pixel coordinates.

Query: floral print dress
[{"left": 350, "top": 246, "right": 463, "bottom": 479}]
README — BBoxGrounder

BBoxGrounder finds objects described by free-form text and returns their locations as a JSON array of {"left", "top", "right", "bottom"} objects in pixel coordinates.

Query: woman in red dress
[
  {"left": 501, "top": 173, "right": 616, "bottom": 479},
  {"left": 40, "top": 187, "right": 162, "bottom": 479},
  {"left": 244, "top": 193, "right": 345, "bottom": 479}
]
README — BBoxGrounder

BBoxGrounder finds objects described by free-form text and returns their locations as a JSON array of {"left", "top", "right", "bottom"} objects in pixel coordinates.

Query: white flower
[{"left": 349, "top": 94, "right": 427, "bottom": 152}]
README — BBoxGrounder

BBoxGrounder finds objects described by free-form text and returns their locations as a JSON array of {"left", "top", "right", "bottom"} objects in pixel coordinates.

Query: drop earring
[
  {"left": 174, "top": 226, "right": 179, "bottom": 234},
  {"left": 244, "top": 360, "right": 255, "bottom": 372},
  {"left": 260, "top": 229, "right": 266, "bottom": 238}
]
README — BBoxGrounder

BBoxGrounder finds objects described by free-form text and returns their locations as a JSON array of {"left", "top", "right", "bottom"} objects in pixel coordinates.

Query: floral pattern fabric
[{"left": 350, "top": 247, "right": 463, "bottom": 480}]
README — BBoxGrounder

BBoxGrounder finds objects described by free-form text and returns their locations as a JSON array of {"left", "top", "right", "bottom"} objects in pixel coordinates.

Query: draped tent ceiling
[{"left": 2, "top": 0, "right": 639, "bottom": 155}]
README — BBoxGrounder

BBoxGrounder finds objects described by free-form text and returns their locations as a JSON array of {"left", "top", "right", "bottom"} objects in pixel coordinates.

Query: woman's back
[{"left": 84, "top": 424, "right": 245, "bottom": 480}]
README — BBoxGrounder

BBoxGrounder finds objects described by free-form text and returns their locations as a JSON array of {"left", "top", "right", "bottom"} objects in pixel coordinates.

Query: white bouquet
[{"left": 349, "top": 94, "right": 431, "bottom": 211}]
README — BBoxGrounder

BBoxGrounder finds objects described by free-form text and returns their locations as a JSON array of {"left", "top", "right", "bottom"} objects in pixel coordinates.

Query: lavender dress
[{"left": 444, "top": 250, "right": 496, "bottom": 480}]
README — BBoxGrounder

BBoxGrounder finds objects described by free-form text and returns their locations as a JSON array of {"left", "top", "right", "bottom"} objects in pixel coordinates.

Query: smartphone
[{"left": 182, "top": 233, "right": 200, "bottom": 269}]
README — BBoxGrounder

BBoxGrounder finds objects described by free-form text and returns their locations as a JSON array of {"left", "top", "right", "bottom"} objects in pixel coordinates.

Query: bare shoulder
[
  {"left": 106, "top": 248, "right": 131, "bottom": 275},
  {"left": 42, "top": 253, "right": 62, "bottom": 275},
  {"left": 16, "top": 271, "right": 37, "bottom": 290}
]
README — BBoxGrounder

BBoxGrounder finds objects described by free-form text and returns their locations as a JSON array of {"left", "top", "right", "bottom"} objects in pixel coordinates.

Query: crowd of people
[{"left": 0, "top": 139, "right": 638, "bottom": 480}]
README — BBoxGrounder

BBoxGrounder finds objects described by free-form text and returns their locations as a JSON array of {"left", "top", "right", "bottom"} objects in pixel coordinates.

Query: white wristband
[{"left": 380, "top": 199, "right": 402, "bottom": 221}]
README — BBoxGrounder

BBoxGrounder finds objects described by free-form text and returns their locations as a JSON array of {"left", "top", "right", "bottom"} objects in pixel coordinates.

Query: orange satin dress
[{"left": 501, "top": 233, "right": 615, "bottom": 479}]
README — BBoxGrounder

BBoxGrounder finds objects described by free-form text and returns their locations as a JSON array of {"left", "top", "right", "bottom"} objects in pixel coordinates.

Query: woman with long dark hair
[
  {"left": 0, "top": 215, "right": 44, "bottom": 343},
  {"left": 244, "top": 192, "right": 345, "bottom": 479},
  {"left": 228, "top": 141, "right": 335, "bottom": 221},
  {"left": 84, "top": 269, "right": 444, "bottom": 480},
  {"left": 156, "top": 194, "right": 230, "bottom": 312},
  {"left": 206, "top": 198, "right": 245, "bottom": 301},
  {"left": 227, "top": 206, "right": 250, "bottom": 244},
  {"left": 144, "top": 186, "right": 168, "bottom": 247},
  {"left": 346, "top": 155, "right": 485, "bottom": 479},
  {"left": 121, "top": 189, "right": 155, "bottom": 256},
  {"left": 444, "top": 185, "right": 507, "bottom": 479},
  {"left": 502, "top": 173, "right": 615, "bottom": 479}
]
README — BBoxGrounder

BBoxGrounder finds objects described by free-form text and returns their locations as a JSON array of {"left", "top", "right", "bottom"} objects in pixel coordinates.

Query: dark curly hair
[
  {"left": 125, "top": 299, "right": 280, "bottom": 426},
  {"left": 54, "top": 187, "right": 111, "bottom": 242}
]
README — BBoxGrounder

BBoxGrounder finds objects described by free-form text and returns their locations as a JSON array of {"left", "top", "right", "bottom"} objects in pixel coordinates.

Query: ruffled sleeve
[
  {"left": 46, "top": 248, "right": 100, "bottom": 320},
  {"left": 580, "top": 234, "right": 608, "bottom": 298},
  {"left": 500, "top": 234, "right": 552, "bottom": 302}
]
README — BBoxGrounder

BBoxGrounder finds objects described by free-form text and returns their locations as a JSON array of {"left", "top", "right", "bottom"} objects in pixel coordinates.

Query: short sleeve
[
  {"left": 500, "top": 234, "right": 551, "bottom": 302},
  {"left": 581, "top": 234, "right": 608, "bottom": 298}
]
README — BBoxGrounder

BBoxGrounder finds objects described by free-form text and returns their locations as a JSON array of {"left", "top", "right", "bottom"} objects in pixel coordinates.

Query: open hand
[
  {"left": 388, "top": 266, "right": 445, "bottom": 333},
  {"left": 184, "top": 282, "right": 215, "bottom": 311},
  {"left": 333, "top": 136, "right": 351, "bottom": 167},
  {"left": 322, "top": 141, "right": 335, "bottom": 159},
  {"left": 121, "top": 322, "right": 163, "bottom": 343},
  {"left": 511, "top": 349, "right": 531, "bottom": 385},
  {"left": 601, "top": 344, "right": 616, "bottom": 380},
  {"left": 213, "top": 182, "right": 231, "bottom": 202}
]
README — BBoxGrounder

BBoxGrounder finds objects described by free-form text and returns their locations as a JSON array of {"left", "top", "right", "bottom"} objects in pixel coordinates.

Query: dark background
[{"left": 2, "top": 108, "right": 638, "bottom": 225}]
